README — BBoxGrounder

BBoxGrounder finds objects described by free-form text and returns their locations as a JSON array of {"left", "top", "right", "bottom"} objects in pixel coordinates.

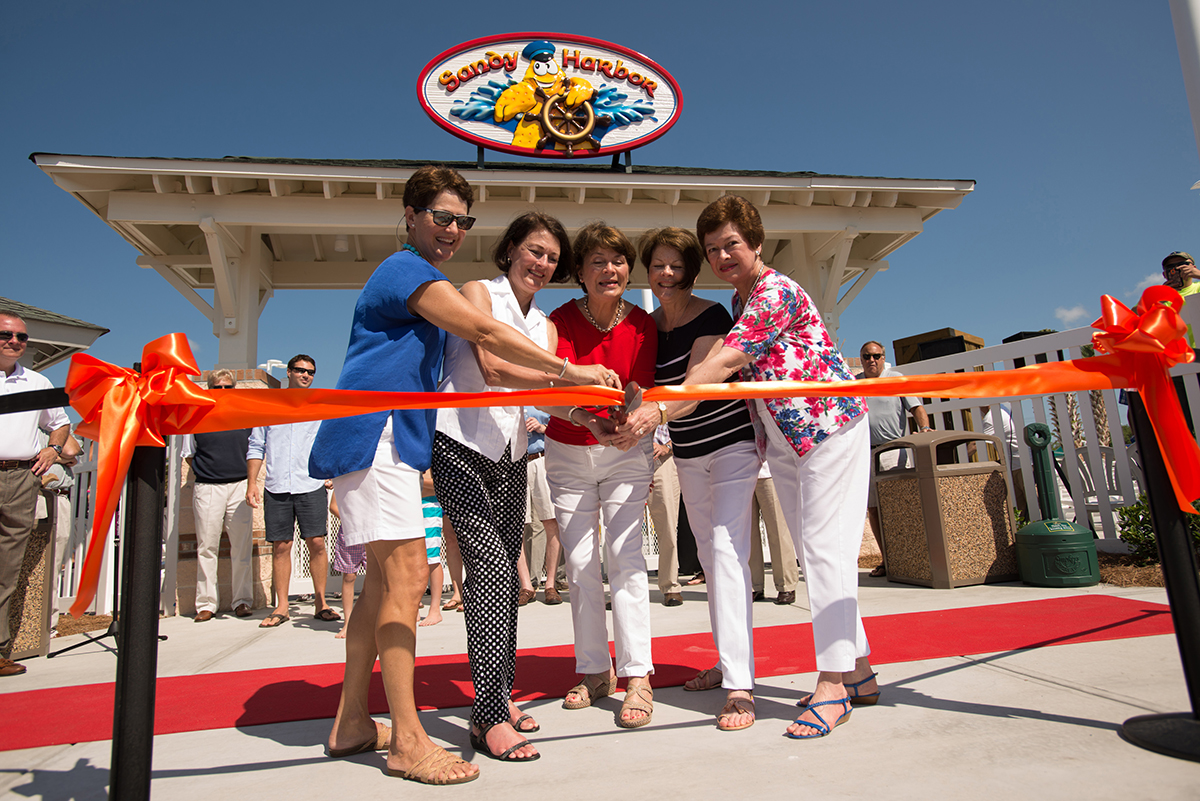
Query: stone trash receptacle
[{"left": 876, "top": 430, "right": 1018, "bottom": 589}]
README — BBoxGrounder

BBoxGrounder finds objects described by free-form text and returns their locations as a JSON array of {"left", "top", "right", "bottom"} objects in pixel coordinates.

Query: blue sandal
[
  {"left": 796, "top": 672, "right": 880, "bottom": 708},
  {"left": 786, "top": 696, "right": 852, "bottom": 739}
]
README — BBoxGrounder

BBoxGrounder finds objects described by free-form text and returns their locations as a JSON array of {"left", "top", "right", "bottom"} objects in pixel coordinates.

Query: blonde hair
[{"left": 207, "top": 369, "right": 236, "bottom": 389}]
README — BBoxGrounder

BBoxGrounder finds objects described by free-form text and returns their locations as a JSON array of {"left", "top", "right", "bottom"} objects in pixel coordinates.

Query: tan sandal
[
  {"left": 563, "top": 672, "right": 617, "bottom": 710},
  {"left": 683, "top": 667, "right": 723, "bottom": 692},
  {"left": 328, "top": 721, "right": 391, "bottom": 758},
  {"left": 717, "top": 692, "right": 755, "bottom": 731},
  {"left": 387, "top": 745, "right": 479, "bottom": 785},
  {"left": 617, "top": 679, "right": 653, "bottom": 729}
]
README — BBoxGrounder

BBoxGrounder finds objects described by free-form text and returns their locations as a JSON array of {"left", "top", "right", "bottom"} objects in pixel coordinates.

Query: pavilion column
[{"left": 208, "top": 231, "right": 271, "bottom": 370}]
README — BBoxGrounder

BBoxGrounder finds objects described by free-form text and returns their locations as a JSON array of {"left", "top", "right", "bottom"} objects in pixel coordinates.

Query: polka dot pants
[{"left": 431, "top": 432, "right": 527, "bottom": 726}]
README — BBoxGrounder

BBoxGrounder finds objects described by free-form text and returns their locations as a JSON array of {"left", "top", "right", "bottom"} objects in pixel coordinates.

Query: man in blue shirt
[{"left": 247, "top": 355, "right": 340, "bottom": 628}]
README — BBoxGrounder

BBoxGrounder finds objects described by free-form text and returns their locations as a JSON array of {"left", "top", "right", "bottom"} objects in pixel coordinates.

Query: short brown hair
[
  {"left": 637, "top": 227, "right": 703, "bottom": 291},
  {"left": 207, "top": 369, "right": 236, "bottom": 389},
  {"left": 493, "top": 212, "right": 573, "bottom": 284},
  {"left": 696, "top": 195, "right": 765, "bottom": 251},
  {"left": 570, "top": 222, "right": 636, "bottom": 287},
  {"left": 402, "top": 165, "right": 474, "bottom": 212},
  {"left": 860, "top": 341, "right": 884, "bottom": 356}
]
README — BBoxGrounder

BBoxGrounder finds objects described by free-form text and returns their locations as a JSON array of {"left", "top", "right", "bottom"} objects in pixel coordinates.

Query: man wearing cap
[
  {"left": 0, "top": 309, "right": 70, "bottom": 676},
  {"left": 1163, "top": 251, "right": 1199, "bottom": 432},
  {"left": 857, "top": 341, "right": 931, "bottom": 577},
  {"left": 1163, "top": 251, "right": 1200, "bottom": 347}
]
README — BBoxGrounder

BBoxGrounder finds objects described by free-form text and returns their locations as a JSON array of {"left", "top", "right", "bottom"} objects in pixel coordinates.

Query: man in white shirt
[
  {"left": 247, "top": 355, "right": 339, "bottom": 628},
  {"left": 0, "top": 310, "right": 70, "bottom": 675}
]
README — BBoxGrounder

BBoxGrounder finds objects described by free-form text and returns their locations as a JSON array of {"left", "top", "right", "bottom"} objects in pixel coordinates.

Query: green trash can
[{"left": 1014, "top": 423, "right": 1100, "bottom": 587}]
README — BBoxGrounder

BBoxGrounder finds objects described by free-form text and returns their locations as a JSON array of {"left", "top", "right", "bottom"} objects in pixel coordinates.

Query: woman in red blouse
[{"left": 543, "top": 222, "right": 659, "bottom": 729}]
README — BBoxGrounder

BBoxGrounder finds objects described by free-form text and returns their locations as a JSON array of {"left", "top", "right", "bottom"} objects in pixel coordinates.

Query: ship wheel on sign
[{"left": 538, "top": 93, "right": 596, "bottom": 156}]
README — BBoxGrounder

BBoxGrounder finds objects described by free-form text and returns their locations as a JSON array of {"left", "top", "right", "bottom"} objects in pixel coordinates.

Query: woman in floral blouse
[{"left": 624, "top": 195, "right": 879, "bottom": 740}]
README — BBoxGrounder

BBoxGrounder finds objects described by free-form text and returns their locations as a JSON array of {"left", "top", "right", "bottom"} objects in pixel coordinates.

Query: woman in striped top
[{"left": 639, "top": 227, "right": 760, "bottom": 732}]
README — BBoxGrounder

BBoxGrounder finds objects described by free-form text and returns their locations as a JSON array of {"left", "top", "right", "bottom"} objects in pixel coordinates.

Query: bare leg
[
  {"left": 442, "top": 518, "right": 464, "bottom": 607},
  {"left": 517, "top": 540, "right": 534, "bottom": 594},
  {"left": 330, "top": 539, "right": 477, "bottom": 781},
  {"left": 420, "top": 563, "right": 444, "bottom": 627},
  {"left": 542, "top": 518, "right": 562, "bottom": 589},
  {"left": 336, "top": 571, "right": 356, "bottom": 639},
  {"left": 308, "top": 536, "right": 338, "bottom": 616},
  {"left": 270, "top": 540, "right": 293, "bottom": 617}
]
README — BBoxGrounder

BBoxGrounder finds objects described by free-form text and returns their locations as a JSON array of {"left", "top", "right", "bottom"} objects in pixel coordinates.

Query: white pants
[
  {"left": 675, "top": 441, "right": 760, "bottom": 689},
  {"left": 761, "top": 408, "right": 871, "bottom": 673},
  {"left": 193, "top": 480, "right": 253, "bottom": 613},
  {"left": 546, "top": 437, "right": 654, "bottom": 677}
]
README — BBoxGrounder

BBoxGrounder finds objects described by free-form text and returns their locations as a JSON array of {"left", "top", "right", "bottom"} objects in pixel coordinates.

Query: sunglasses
[
  {"left": 289, "top": 367, "right": 315, "bottom": 376},
  {"left": 861, "top": 353, "right": 884, "bottom": 361},
  {"left": 211, "top": 385, "right": 235, "bottom": 390},
  {"left": 414, "top": 206, "right": 476, "bottom": 230},
  {"left": 0, "top": 331, "right": 30, "bottom": 344}
]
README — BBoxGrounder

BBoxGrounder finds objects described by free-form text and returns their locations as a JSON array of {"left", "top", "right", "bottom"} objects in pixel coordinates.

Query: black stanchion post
[
  {"left": 1122, "top": 393, "right": 1200, "bottom": 761},
  {"left": 109, "top": 445, "right": 166, "bottom": 799}
]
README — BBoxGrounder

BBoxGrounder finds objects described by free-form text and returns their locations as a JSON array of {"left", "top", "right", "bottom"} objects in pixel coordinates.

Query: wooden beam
[
  {"left": 525, "top": 185, "right": 536, "bottom": 203},
  {"left": 620, "top": 188, "right": 633, "bottom": 205},
  {"left": 830, "top": 191, "right": 855, "bottom": 207},
  {"left": 875, "top": 191, "right": 898, "bottom": 208},
  {"left": 136, "top": 255, "right": 214, "bottom": 321},
  {"left": 375, "top": 182, "right": 392, "bottom": 200},
  {"left": 749, "top": 191, "right": 770, "bottom": 206},
  {"left": 323, "top": 181, "right": 347, "bottom": 199},
  {"left": 353, "top": 234, "right": 365, "bottom": 261},
  {"left": 835, "top": 261, "right": 883, "bottom": 317},
  {"left": 477, "top": 185, "right": 488, "bottom": 202},
  {"left": 311, "top": 234, "right": 325, "bottom": 261},
  {"left": 212, "top": 176, "right": 257, "bottom": 195},
  {"left": 199, "top": 217, "right": 238, "bottom": 326},
  {"left": 269, "top": 179, "right": 303, "bottom": 197},
  {"left": 853, "top": 192, "right": 872, "bottom": 208},
  {"left": 184, "top": 175, "right": 212, "bottom": 194},
  {"left": 269, "top": 234, "right": 286, "bottom": 261},
  {"left": 152, "top": 174, "right": 180, "bottom": 194}
]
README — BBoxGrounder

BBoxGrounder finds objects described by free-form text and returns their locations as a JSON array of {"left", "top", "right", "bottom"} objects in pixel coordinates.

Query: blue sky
[{"left": 2, "top": 0, "right": 1196, "bottom": 392}]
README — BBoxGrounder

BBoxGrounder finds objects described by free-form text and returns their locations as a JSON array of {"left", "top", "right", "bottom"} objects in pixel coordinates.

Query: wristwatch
[
  {"left": 49, "top": 444, "right": 63, "bottom": 456},
  {"left": 657, "top": 401, "right": 668, "bottom": 426}
]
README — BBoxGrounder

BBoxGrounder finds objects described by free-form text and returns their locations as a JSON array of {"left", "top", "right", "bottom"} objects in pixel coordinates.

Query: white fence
[
  {"left": 54, "top": 437, "right": 121, "bottom": 616},
  {"left": 891, "top": 327, "right": 1200, "bottom": 548}
]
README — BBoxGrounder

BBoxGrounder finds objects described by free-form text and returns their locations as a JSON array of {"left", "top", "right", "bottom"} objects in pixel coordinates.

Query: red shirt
[{"left": 546, "top": 300, "right": 658, "bottom": 446}]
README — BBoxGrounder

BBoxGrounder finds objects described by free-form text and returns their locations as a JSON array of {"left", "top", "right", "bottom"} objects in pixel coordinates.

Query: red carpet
[{"left": 0, "top": 595, "right": 1173, "bottom": 751}]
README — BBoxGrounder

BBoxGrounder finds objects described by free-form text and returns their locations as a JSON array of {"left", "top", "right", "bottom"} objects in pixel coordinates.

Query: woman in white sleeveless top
[{"left": 431, "top": 212, "right": 573, "bottom": 763}]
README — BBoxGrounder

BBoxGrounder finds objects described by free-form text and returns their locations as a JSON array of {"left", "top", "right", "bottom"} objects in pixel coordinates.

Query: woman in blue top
[{"left": 312, "top": 166, "right": 616, "bottom": 785}]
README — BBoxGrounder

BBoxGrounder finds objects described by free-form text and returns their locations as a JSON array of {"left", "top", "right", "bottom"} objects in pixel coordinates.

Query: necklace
[{"left": 582, "top": 296, "right": 626, "bottom": 333}]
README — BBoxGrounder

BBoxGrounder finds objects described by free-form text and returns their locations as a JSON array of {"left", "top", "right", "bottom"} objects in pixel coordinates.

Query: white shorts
[
  {"left": 526, "top": 455, "right": 554, "bottom": 524},
  {"left": 330, "top": 418, "right": 426, "bottom": 546}
]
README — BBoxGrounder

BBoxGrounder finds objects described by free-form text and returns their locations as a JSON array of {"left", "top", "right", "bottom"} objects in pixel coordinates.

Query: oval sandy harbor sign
[{"left": 417, "top": 32, "right": 682, "bottom": 159}]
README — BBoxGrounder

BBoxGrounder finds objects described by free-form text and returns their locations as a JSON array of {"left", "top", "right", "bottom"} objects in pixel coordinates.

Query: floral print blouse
[{"left": 723, "top": 266, "right": 865, "bottom": 459}]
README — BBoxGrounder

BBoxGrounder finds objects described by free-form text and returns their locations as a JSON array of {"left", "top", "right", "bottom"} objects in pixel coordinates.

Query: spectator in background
[
  {"left": 182, "top": 370, "right": 253, "bottom": 623},
  {"left": 40, "top": 428, "right": 81, "bottom": 631},
  {"left": 1163, "top": 251, "right": 1198, "bottom": 433},
  {"left": 328, "top": 488, "right": 362, "bottom": 640},
  {"left": 646, "top": 424, "right": 682, "bottom": 606},
  {"left": 247, "top": 355, "right": 340, "bottom": 628},
  {"left": 419, "top": 470, "right": 444, "bottom": 627},
  {"left": 522, "top": 407, "right": 566, "bottom": 605},
  {"left": 857, "top": 341, "right": 930, "bottom": 577},
  {"left": 749, "top": 462, "right": 799, "bottom": 605},
  {"left": 0, "top": 309, "right": 71, "bottom": 676}
]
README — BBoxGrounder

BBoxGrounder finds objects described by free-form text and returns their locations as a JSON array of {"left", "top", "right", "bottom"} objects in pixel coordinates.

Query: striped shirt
[{"left": 656, "top": 303, "right": 755, "bottom": 460}]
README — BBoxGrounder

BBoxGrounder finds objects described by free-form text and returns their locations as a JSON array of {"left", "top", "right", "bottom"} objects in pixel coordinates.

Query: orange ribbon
[{"left": 64, "top": 288, "right": 1199, "bottom": 616}]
